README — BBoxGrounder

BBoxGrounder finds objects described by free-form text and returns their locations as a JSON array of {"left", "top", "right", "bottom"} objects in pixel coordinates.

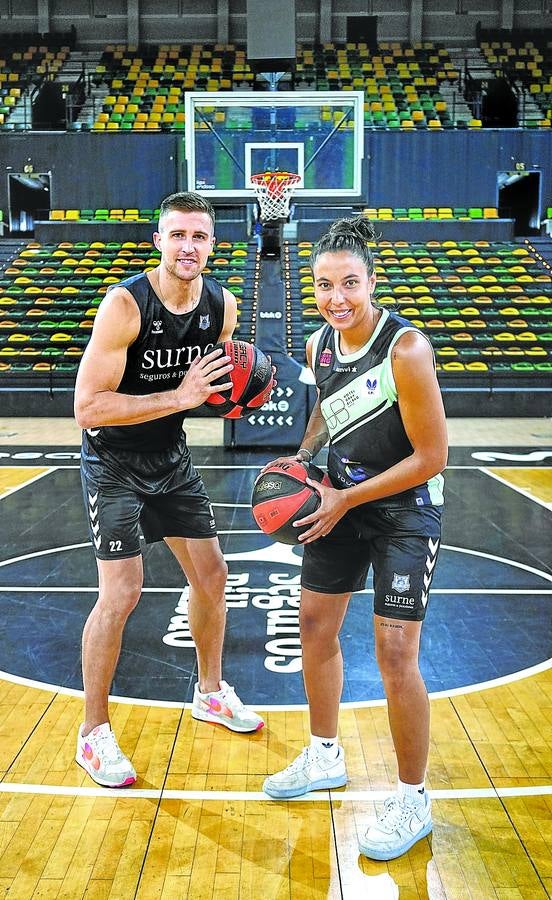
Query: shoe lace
[
  {"left": 279, "top": 747, "right": 312, "bottom": 775},
  {"left": 218, "top": 684, "right": 245, "bottom": 712},
  {"left": 377, "top": 796, "right": 413, "bottom": 830},
  {"left": 94, "top": 729, "right": 123, "bottom": 762}
]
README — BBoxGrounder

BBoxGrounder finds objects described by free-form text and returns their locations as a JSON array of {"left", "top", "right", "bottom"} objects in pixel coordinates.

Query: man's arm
[
  {"left": 219, "top": 287, "right": 238, "bottom": 341},
  {"left": 74, "top": 288, "right": 233, "bottom": 430}
]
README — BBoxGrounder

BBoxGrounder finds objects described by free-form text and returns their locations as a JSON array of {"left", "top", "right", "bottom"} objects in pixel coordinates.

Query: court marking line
[
  {"left": 0, "top": 783, "right": 550, "bottom": 801},
  {"left": 0, "top": 541, "right": 550, "bottom": 706},
  {"left": 480, "top": 466, "right": 552, "bottom": 511},
  {"left": 0, "top": 656, "right": 550, "bottom": 710},
  {"left": 1, "top": 540, "right": 551, "bottom": 581},
  {"left": 0, "top": 467, "right": 54, "bottom": 499},
  {"left": 2, "top": 587, "right": 551, "bottom": 595},
  {"left": 0, "top": 462, "right": 550, "bottom": 471}
]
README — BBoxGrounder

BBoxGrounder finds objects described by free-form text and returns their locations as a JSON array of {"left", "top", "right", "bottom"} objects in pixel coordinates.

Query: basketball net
[{"left": 251, "top": 171, "right": 301, "bottom": 222}]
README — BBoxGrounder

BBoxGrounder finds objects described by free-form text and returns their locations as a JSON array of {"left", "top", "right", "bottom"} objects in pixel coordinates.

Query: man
[{"left": 74, "top": 192, "right": 264, "bottom": 788}]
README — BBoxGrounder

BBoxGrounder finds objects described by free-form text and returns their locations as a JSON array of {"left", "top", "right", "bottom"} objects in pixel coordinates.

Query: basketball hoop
[{"left": 251, "top": 171, "right": 301, "bottom": 222}]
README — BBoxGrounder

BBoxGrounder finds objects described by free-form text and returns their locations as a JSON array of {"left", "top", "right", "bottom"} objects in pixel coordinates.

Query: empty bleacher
[
  {"left": 0, "top": 239, "right": 257, "bottom": 396},
  {"left": 283, "top": 239, "right": 552, "bottom": 390}
]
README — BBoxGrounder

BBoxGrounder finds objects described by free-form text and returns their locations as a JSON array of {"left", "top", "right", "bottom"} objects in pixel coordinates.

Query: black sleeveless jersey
[
  {"left": 88, "top": 272, "right": 225, "bottom": 452},
  {"left": 312, "top": 308, "right": 444, "bottom": 507}
]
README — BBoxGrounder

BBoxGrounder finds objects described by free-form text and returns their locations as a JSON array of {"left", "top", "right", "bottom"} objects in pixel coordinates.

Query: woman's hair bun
[{"left": 327, "top": 216, "right": 377, "bottom": 243}]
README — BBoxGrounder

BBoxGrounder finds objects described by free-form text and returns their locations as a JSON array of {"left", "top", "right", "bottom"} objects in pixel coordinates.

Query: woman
[{"left": 262, "top": 217, "right": 448, "bottom": 861}]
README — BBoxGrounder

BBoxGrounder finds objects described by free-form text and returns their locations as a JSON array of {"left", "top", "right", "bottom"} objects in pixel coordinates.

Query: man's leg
[
  {"left": 165, "top": 536, "right": 263, "bottom": 732},
  {"left": 77, "top": 555, "right": 143, "bottom": 787},
  {"left": 165, "top": 536, "right": 227, "bottom": 693},
  {"left": 82, "top": 555, "right": 144, "bottom": 733}
]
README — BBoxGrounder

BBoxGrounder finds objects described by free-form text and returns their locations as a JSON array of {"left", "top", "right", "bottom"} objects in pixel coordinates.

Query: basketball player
[
  {"left": 74, "top": 192, "right": 264, "bottom": 788},
  {"left": 262, "top": 217, "right": 447, "bottom": 861}
]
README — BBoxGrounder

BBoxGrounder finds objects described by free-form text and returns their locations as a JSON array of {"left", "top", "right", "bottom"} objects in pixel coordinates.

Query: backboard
[{"left": 184, "top": 91, "right": 364, "bottom": 199}]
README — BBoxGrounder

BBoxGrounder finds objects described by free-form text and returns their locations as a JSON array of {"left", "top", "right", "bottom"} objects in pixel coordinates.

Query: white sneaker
[
  {"left": 191, "top": 681, "right": 264, "bottom": 733},
  {"left": 263, "top": 745, "right": 347, "bottom": 799},
  {"left": 76, "top": 723, "right": 136, "bottom": 788},
  {"left": 359, "top": 792, "right": 432, "bottom": 860}
]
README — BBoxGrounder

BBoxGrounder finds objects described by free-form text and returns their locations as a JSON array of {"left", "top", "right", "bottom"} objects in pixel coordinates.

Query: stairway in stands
[{"left": 0, "top": 240, "right": 26, "bottom": 271}]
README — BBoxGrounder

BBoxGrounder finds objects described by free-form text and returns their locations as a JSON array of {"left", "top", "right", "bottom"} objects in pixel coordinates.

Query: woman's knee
[
  {"left": 377, "top": 643, "right": 419, "bottom": 691},
  {"left": 300, "top": 608, "right": 338, "bottom": 645}
]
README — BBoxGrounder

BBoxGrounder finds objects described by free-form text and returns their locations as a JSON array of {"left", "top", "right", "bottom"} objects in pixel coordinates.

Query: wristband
[{"left": 298, "top": 447, "right": 313, "bottom": 462}]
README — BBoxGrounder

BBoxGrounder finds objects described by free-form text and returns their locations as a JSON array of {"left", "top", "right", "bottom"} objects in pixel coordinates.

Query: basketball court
[{"left": 0, "top": 416, "right": 550, "bottom": 898}]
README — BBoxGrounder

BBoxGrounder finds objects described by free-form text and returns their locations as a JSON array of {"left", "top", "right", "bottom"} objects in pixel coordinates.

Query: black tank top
[
  {"left": 312, "top": 308, "right": 444, "bottom": 506},
  {"left": 89, "top": 271, "right": 225, "bottom": 452}
]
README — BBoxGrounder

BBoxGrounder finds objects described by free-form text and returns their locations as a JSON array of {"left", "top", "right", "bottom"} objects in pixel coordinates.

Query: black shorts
[
  {"left": 80, "top": 432, "right": 217, "bottom": 561},
  {"left": 301, "top": 503, "right": 442, "bottom": 622}
]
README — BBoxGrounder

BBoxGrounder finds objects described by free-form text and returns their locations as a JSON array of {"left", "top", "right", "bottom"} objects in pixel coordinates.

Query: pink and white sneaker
[
  {"left": 76, "top": 723, "right": 136, "bottom": 787},
  {"left": 191, "top": 681, "right": 264, "bottom": 733}
]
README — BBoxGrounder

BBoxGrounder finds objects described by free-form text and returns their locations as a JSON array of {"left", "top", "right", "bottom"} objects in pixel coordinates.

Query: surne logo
[
  {"left": 142, "top": 343, "right": 214, "bottom": 370},
  {"left": 152, "top": 320, "right": 163, "bottom": 334}
]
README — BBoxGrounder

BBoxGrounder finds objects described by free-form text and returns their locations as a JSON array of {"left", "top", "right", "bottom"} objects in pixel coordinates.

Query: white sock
[
  {"left": 310, "top": 734, "right": 339, "bottom": 760},
  {"left": 398, "top": 778, "right": 426, "bottom": 805}
]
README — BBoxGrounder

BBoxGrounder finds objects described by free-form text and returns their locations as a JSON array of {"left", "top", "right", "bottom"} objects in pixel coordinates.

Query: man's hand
[{"left": 174, "top": 346, "right": 234, "bottom": 411}]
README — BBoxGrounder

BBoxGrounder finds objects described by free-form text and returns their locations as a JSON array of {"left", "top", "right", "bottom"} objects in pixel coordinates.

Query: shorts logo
[
  {"left": 199, "top": 315, "right": 210, "bottom": 330},
  {"left": 152, "top": 320, "right": 163, "bottom": 334},
  {"left": 392, "top": 573, "right": 410, "bottom": 592},
  {"left": 87, "top": 491, "right": 101, "bottom": 550},
  {"left": 319, "top": 348, "right": 332, "bottom": 366}
]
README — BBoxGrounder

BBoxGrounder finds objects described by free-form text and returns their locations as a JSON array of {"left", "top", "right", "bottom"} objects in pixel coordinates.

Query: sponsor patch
[{"left": 366, "top": 377, "right": 378, "bottom": 393}]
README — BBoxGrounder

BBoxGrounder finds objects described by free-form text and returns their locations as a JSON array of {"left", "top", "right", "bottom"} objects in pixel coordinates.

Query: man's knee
[
  {"left": 96, "top": 566, "right": 143, "bottom": 620},
  {"left": 190, "top": 555, "right": 228, "bottom": 598}
]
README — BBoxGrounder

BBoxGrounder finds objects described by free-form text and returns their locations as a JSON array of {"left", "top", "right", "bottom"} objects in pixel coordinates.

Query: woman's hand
[{"left": 294, "top": 479, "right": 350, "bottom": 544}]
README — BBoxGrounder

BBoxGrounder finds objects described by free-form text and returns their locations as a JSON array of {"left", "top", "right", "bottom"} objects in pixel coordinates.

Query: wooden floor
[{"left": 0, "top": 417, "right": 550, "bottom": 900}]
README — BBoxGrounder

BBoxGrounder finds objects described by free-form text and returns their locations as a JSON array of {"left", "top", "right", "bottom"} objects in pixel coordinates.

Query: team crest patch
[
  {"left": 392, "top": 573, "right": 410, "bottom": 592},
  {"left": 199, "top": 315, "right": 210, "bottom": 330},
  {"left": 320, "top": 348, "right": 332, "bottom": 366},
  {"left": 366, "top": 376, "right": 378, "bottom": 393},
  {"left": 152, "top": 320, "right": 163, "bottom": 334}
]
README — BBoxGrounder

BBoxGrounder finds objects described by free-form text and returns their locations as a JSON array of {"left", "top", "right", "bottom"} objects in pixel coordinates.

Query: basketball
[
  {"left": 205, "top": 340, "right": 275, "bottom": 419},
  {"left": 251, "top": 460, "right": 331, "bottom": 544}
]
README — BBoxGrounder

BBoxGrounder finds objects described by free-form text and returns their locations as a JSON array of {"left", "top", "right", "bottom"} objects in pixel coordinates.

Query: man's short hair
[{"left": 158, "top": 192, "right": 216, "bottom": 231}]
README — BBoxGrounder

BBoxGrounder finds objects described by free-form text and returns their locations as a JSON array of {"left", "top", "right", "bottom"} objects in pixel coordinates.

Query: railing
[{"left": 65, "top": 68, "right": 86, "bottom": 125}]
